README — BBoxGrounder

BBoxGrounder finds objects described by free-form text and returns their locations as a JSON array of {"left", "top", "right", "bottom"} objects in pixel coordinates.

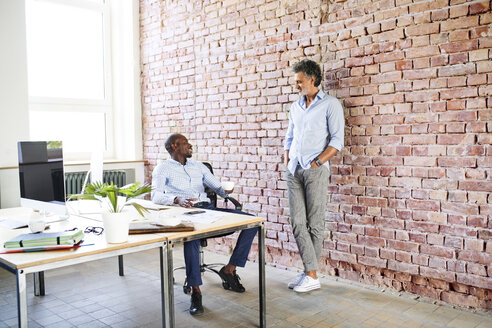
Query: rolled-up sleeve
[
  {"left": 327, "top": 100, "right": 345, "bottom": 151},
  {"left": 201, "top": 164, "right": 228, "bottom": 199},
  {"left": 151, "top": 164, "right": 175, "bottom": 205},
  {"left": 284, "top": 109, "right": 294, "bottom": 150}
]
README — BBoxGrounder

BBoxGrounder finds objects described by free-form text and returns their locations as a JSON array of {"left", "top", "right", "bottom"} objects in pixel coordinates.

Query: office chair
[{"left": 174, "top": 162, "right": 242, "bottom": 294}]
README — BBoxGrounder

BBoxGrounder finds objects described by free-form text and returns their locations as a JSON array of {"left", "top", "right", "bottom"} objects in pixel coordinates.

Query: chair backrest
[{"left": 202, "top": 162, "right": 217, "bottom": 207}]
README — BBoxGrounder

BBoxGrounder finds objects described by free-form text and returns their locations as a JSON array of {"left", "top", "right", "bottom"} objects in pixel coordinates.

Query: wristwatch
[{"left": 313, "top": 157, "right": 323, "bottom": 167}]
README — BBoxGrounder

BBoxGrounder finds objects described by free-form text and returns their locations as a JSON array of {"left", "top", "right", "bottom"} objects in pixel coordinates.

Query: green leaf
[
  {"left": 131, "top": 203, "right": 150, "bottom": 217},
  {"left": 74, "top": 181, "right": 153, "bottom": 213}
]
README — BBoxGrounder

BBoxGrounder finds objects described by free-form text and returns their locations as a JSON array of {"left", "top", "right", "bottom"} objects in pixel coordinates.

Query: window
[{"left": 25, "top": 0, "right": 112, "bottom": 158}]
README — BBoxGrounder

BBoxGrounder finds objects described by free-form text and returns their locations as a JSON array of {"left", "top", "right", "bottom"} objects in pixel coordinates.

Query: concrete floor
[{"left": 0, "top": 245, "right": 490, "bottom": 328}]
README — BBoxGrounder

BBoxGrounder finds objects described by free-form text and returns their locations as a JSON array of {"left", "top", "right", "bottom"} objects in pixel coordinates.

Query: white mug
[
  {"left": 221, "top": 181, "right": 235, "bottom": 193},
  {"left": 29, "top": 210, "right": 46, "bottom": 233}
]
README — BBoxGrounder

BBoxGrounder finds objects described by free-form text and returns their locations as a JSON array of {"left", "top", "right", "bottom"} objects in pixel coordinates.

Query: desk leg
[
  {"left": 16, "top": 270, "right": 28, "bottom": 328},
  {"left": 118, "top": 255, "right": 124, "bottom": 276},
  {"left": 160, "top": 241, "right": 175, "bottom": 328},
  {"left": 258, "top": 223, "right": 266, "bottom": 328},
  {"left": 33, "top": 271, "right": 45, "bottom": 296}
]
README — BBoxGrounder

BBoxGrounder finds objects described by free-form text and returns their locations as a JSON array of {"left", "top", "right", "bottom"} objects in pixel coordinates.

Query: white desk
[
  {"left": 0, "top": 207, "right": 170, "bottom": 328},
  {"left": 0, "top": 207, "right": 266, "bottom": 328}
]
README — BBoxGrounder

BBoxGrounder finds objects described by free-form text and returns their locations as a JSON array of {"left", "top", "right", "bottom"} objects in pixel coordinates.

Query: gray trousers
[{"left": 287, "top": 164, "right": 329, "bottom": 272}]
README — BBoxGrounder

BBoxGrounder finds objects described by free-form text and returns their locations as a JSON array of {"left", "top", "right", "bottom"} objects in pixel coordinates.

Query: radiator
[{"left": 65, "top": 170, "right": 127, "bottom": 195}]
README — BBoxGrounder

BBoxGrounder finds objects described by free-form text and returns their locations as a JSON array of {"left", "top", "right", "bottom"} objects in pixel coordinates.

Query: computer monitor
[{"left": 17, "top": 141, "right": 67, "bottom": 217}]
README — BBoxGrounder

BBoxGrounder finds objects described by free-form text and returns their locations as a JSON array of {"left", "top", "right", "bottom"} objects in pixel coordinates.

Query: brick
[
  {"left": 406, "top": 221, "right": 439, "bottom": 233},
  {"left": 441, "top": 16, "right": 479, "bottom": 32},
  {"left": 438, "top": 134, "right": 476, "bottom": 145},
  {"left": 459, "top": 181, "right": 492, "bottom": 192},
  {"left": 405, "top": 23, "right": 440, "bottom": 36},
  {"left": 358, "top": 235, "right": 386, "bottom": 247},
  {"left": 388, "top": 240, "right": 419, "bottom": 252},
  {"left": 477, "top": 61, "right": 492, "bottom": 73},
  {"left": 470, "top": 1, "right": 490, "bottom": 14},
  {"left": 428, "top": 234, "right": 444, "bottom": 245},
  {"left": 431, "top": 9, "right": 449, "bottom": 21},
  {"left": 421, "top": 244, "right": 455, "bottom": 259},
  {"left": 388, "top": 260, "right": 419, "bottom": 275},
  {"left": 468, "top": 74, "right": 487, "bottom": 85},
  {"left": 449, "top": 53, "right": 468, "bottom": 65},
  {"left": 444, "top": 236, "right": 463, "bottom": 249},
  {"left": 406, "top": 90, "right": 439, "bottom": 102},
  {"left": 429, "top": 256, "right": 448, "bottom": 270},
  {"left": 465, "top": 239, "right": 485, "bottom": 252},
  {"left": 469, "top": 49, "right": 489, "bottom": 62},
  {"left": 359, "top": 256, "right": 387, "bottom": 268},
  {"left": 438, "top": 63, "right": 475, "bottom": 77},
  {"left": 440, "top": 88, "right": 478, "bottom": 100},
  {"left": 406, "top": 45, "right": 440, "bottom": 59},
  {"left": 404, "top": 157, "right": 437, "bottom": 167},
  {"left": 441, "top": 291, "right": 479, "bottom": 307},
  {"left": 344, "top": 96, "right": 373, "bottom": 107},
  {"left": 404, "top": 135, "right": 437, "bottom": 145},
  {"left": 407, "top": 199, "right": 440, "bottom": 211},
  {"left": 456, "top": 273, "right": 492, "bottom": 290},
  {"left": 440, "top": 110, "right": 477, "bottom": 122},
  {"left": 450, "top": 4, "right": 469, "bottom": 18},
  {"left": 441, "top": 225, "right": 478, "bottom": 238},
  {"left": 346, "top": 56, "right": 374, "bottom": 67},
  {"left": 330, "top": 250, "right": 357, "bottom": 264}
]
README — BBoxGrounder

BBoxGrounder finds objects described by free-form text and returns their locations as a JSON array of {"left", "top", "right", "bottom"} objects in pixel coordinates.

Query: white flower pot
[{"left": 102, "top": 212, "right": 130, "bottom": 244}]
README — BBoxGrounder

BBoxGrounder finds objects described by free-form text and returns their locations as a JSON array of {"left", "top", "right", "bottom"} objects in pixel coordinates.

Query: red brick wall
[{"left": 140, "top": 0, "right": 492, "bottom": 308}]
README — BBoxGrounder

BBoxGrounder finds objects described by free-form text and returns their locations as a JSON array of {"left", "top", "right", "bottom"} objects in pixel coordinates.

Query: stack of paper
[
  {"left": 129, "top": 221, "right": 194, "bottom": 234},
  {"left": 4, "top": 230, "right": 84, "bottom": 249}
]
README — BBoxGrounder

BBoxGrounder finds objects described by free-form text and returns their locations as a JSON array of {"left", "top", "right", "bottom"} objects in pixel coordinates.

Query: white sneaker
[
  {"left": 287, "top": 272, "right": 305, "bottom": 289},
  {"left": 293, "top": 275, "right": 321, "bottom": 293}
]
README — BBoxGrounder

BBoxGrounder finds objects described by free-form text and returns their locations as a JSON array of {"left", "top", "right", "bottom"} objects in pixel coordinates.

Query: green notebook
[{"left": 4, "top": 229, "right": 84, "bottom": 248}]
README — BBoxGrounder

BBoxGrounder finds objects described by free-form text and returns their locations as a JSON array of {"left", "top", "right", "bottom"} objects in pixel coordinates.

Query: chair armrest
[{"left": 226, "top": 196, "right": 242, "bottom": 211}]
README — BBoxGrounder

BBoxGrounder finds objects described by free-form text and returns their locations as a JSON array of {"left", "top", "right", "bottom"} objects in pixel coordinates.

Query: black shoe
[
  {"left": 218, "top": 267, "right": 245, "bottom": 293},
  {"left": 189, "top": 293, "right": 204, "bottom": 316}
]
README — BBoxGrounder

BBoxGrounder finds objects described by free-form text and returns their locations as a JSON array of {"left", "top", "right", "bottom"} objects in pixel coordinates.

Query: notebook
[
  {"left": 4, "top": 229, "right": 84, "bottom": 248},
  {"left": 0, "top": 241, "right": 84, "bottom": 253}
]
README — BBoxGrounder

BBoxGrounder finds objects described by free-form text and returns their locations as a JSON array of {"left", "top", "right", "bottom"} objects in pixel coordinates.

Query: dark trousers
[{"left": 184, "top": 204, "right": 257, "bottom": 287}]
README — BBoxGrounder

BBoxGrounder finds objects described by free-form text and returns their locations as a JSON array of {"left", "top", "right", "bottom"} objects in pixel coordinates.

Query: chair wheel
[
  {"left": 222, "top": 281, "right": 230, "bottom": 290},
  {"left": 183, "top": 286, "right": 191, "bottom": 294}
]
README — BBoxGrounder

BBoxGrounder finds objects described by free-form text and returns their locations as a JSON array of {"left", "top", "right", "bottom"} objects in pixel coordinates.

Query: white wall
[
  {"left": 111, "top": 0, "right": 143, "bottom": 161},
  {"left": 0, "top": 0, "right": 30, "bottom": 207}
]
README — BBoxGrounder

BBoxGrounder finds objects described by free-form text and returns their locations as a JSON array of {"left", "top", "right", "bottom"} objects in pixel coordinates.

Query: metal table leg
[
  {"left": 160, "top": 241, "right": 175, "bottom": 328},
  {"left": 16, "top": 269, "right": 28, "bottom": 328},
  {"left": 258, "top": 223, "right": 266, "bottom": 328},
  {"left": 118, "top": 255, "right": 124, "bottom": 276},
  {"left": 167, "top": 241, "right": 175, "bottom": 327},
  {"left": 33, "top": 271, "right": 45, "bottom": 296}
]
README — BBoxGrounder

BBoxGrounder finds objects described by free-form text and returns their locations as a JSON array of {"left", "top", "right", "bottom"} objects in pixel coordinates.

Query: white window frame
[{"left": 26, "top": 0, "right": 114, "bottom": 161}]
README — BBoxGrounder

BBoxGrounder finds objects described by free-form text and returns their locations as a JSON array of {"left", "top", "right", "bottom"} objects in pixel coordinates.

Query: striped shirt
[
  {"left": 151, "top": 158, "right": 227, "bottom": 205},
  {"left": 284, "top": 89, "right": 345, "bottom": 175}
]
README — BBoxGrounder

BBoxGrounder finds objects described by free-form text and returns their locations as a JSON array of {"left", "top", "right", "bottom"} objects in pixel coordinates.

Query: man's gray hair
[{"left": 293, "top": 59, "right": 322, "bottom": 87}]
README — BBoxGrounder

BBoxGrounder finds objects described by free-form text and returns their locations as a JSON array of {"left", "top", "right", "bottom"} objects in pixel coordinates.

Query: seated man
[{"left": 151, "top": 133, "right": 257, "bottom": 316}]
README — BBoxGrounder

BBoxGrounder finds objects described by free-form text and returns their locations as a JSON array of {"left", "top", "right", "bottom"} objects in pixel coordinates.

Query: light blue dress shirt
[
  {"left": 284, "top": 89, "right": 345, "bottom": 175},
  {"left": 151, "top": 158, "right": 227, "bottom": 205}
]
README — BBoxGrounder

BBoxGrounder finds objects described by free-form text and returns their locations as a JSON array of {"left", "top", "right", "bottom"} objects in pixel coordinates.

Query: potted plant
[{"left": 72, "top": 182, "right": 152, "bottom": 243}]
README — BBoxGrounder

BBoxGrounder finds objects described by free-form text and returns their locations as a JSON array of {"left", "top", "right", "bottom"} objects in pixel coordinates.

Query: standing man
[
  {"left": 284, "top": 59, "right": 344, "bottom": 292},
  {"left": 151, "top": 133, "right": 257, "bottom": 315}
]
